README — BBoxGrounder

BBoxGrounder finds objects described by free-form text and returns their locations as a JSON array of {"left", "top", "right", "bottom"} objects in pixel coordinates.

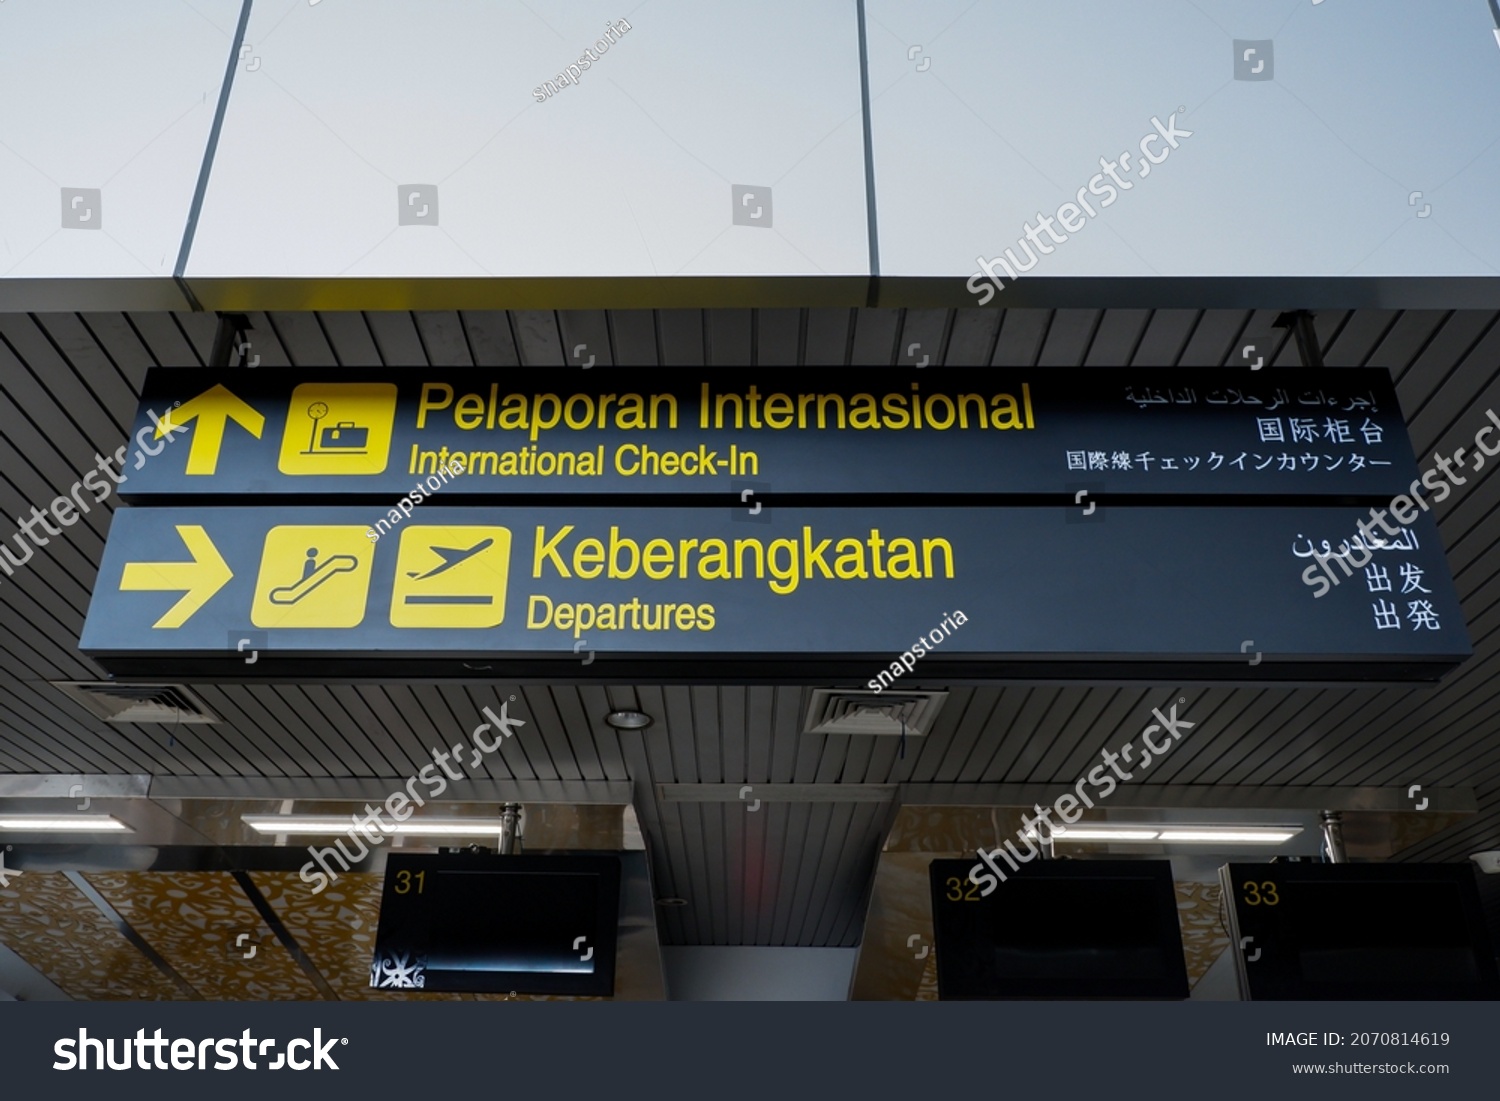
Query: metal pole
[
  {"left": 498, "top": 803, "right": 522, "bottom": 855},
  {"left": 1320, "top": 810, "right": 1346, "bottom": 863},
  {"left": 208, "top": 312, "right": 251, "bottom": 367}
]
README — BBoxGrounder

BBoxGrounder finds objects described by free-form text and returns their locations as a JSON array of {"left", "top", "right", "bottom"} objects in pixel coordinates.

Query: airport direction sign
[
  {"left": 120, "top": 368, "right": 1418, "bottom": 500},
  {"left": 80, "top": 505, "right": 1469, "bottom": 682}
]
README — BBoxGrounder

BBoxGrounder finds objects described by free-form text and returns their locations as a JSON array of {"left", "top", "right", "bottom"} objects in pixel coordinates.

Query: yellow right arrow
[
  {"left": 120, "top": 525, "right": 234, "bottom": 628},
  {"left": 164, "top": 384, "right": 265, "bottom": 475}
]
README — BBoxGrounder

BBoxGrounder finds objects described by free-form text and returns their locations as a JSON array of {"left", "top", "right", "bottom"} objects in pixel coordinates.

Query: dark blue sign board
[
  {"left": 121, "top": 368, "right": 1417, "bottom": 500},
  {"left": 80, "top": 505, "right": 1468, "bottom": 682}
]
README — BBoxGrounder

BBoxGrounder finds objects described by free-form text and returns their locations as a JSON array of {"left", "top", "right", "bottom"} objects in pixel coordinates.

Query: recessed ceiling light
[
  {"left": 605, "top": 710, "right": 652, "bottom": 730},
  {"left": 241, "top": 815, "right": 512, "bottom": 836},
  {"left": 0, "top": 815, "right": 133, "bottom": 832}
]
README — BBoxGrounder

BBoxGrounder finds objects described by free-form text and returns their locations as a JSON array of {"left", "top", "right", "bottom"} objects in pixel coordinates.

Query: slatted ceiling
[
  {"left": 600, "top": 309, "right": 647, "bottom": 366},
  {"left": 894, "top": 307, "right": 944, "bottom": 365},
  {"left": 410, "top": 311, "right": 469, "bottom": 367},
  {"left": 702, "top": 308, "right": 748, "bottom": 365},
  {"left": 1174, "top": 688, "right": 1285, "bottom": 784},
  {"left": 456, "top": 311, "right": 516, "bottom": 366},
  {"left": 1336, "top": 644, "right": 1500, "bottom": 779},
  {"left": 750, "top": 308, "right": 792, "bottom": 366},
  {"left": 507, "top": 309, "right": 562, "bottom": 368},
  {"left": 1322, "top": 309, "right": 1395, "bottom": 367},
  {"left": 189, "top": 688, "right": 299, "bottom": 776},
  {"left": 0, "top": 322, "right": 120, "bottom": 446},
  {"left": 645, "top": 308, "right": 690, "bottom": 366},
  {"left": 0, "top": 688, "right": 79, "bottom": 772},
  {"left": 233, "top": 312, "right": 290, "bottom": 367},
  {"left": 34, "top": 315, "right": 136, "bottom": 423},
  {"left": 221, "top": 686, "right": 323, "bottom": 774},
  {"left": 1117, "top": 685, "right": 1218, "bottom": 782},
  {"left": 531, "top": 686, "right": 585, "bottom": 780},
  {"left": 848, "top": 307, "right": 897, "bottom": 365},
  {"left": 1371, "top": 310, "right": 1450, "bottom": 377},
  {"left": 1397, "top": 313, "right": 1496, "bottom": 422},
  {"left": 1230, "top": 688, "right": 1359, "bottom": 786},
  {"left": 986, "top": 307, "right": 1042, "bottom": 366},
  {"left": 1171, "top": 308, "right": 1236, "bottom": 366},
  {"left": 262, "top": 311, "right": 332, "bottom": 366},
  {"left": 1286, "top": 688, "right": 1426, "bottom": 786},
  {"left": 1026, "top": 308, "right": 1086, "bottom": 367},
  {"left": 1078, "top": 307, "right": 1143, "bottom": 367},
  {"left": 1200, "top": 687, "right": 1368, "bottom": 792},
  {"left": 171, "top": 311, "right": 219, "bottom": 365},
  {"left": 314, "top": 310, "right": 379, "bottom": 365},
  {"left": 1406, "top": 351, "right": 1500, "bottom": 467},
  {"left": 1123, "top": 308, "right": 1183, "bottom": 366},
  {"left": 1016, "top": 687, "right": 1087, "bottom": 782},
  {"left": 1375, "top": 702, "right": 1500, "bottom": 790},
  {"left": 77, "top": 313, "right": 156, "bottom": 390},
  {"left": 355, "top": 310, "right": 419, "bottom": 366},
  {"left": 1201, "top": 692, "right": 1320, "bottom": 787},
  {"left": 941, "top": 307, "right": 995, "bottom": 365},
  {"left": 801, "top": 307, "right": 849, "bottom": 364}
]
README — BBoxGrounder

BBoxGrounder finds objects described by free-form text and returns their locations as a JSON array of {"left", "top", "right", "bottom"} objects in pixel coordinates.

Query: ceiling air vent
[
  {"left": 803, "top": 689, "right": 947, "bottom": 737},
  {"left": 53, "top": 682, "right": 219, "bottom": 724}
]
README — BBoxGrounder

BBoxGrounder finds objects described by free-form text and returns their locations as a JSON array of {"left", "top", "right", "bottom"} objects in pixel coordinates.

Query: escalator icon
[
  {"left": 269, "top": 548, "right": 362, "bottom": 605},
  {"left": 252, "top": 526, "right": 375, "bottom": 628}
]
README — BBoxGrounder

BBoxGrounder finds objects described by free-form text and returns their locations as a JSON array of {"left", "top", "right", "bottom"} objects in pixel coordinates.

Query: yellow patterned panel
[
  {"left": 884, "top": 807, "right": 1027, "bottom": 853},
  {"left": 250, "top": 870, "right": 468, "bottom": 1001},
  {"left": 1176, "top": 881, "right": 1231, "bottom": 989},
  {"left": 85, "top": 871, "right": 320, "bottom": 1001},
  {"left": 914, "top": 951, "right": 939, "bottom": 1002},
  {"left": 0, "top": 871, "right": 180, "bottom": 1001}
]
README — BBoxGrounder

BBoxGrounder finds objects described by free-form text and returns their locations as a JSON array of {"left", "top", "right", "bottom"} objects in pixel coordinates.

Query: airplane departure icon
[
  {"left": 390, "top": 527, "right": 511, "bottom": 628},
  {"left": 405, "top": 538, "right": 494, "bottom": 581}
]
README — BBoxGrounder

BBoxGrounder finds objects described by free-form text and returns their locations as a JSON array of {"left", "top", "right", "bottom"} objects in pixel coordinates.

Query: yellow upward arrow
[
  {"left": 120, "top": 525, "right": 234, "bottom": 628},
  {"left": 163, "top": 384, "right": 265, "bottom": 475}
]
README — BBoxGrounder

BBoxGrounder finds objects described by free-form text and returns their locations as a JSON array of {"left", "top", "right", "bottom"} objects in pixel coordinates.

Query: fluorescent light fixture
[
  {"left": 0, "top": 815, "right": 133, "bottom": 832},
  {"left": 241, "top": 814, "right": 512, "bottom": 836},
  {"left": 1023, "top": 823, "right": 1302, "bottom": 844},
  {"left": 1044, "top": 828, "right": 1161, "bottom": 842},
  {"left": 1157, "top": 828, "right": 1301, "bottom": 843}
]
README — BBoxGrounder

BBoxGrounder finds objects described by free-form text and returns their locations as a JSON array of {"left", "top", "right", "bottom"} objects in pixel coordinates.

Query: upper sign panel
[
  {"left": 185, "top": 0, "right": 869, "bottom": 282},
  {"left": 0, "top": 0, "right": 242, "bottom": 309},
  {"left": 123, "top": 368, "right": 1417, "bottom": 500},
  {"left": 868, "top": 0, "right": 1500, "bottom": 285}
]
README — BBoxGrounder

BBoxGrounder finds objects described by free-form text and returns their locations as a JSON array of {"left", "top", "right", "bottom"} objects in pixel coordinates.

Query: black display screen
[
  {"left": 371, "top": 853, "right": 621, "bottom": 995},
  {"left": 928, "top": 859, "right": 1189, "bottom": 999},
  {"left": 1221, "top": 862, "right": 1500, "bottom": 1000}
]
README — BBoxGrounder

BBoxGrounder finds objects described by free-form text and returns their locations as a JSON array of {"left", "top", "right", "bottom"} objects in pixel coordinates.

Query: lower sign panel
[{"left": 80, "top": 505, "right": 1470, "bottom": 682}]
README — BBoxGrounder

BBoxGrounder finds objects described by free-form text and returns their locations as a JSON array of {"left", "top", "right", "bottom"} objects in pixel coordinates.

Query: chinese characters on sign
[{"left": 1291, "top": 529, "right": 1439, "bottom": 632}]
